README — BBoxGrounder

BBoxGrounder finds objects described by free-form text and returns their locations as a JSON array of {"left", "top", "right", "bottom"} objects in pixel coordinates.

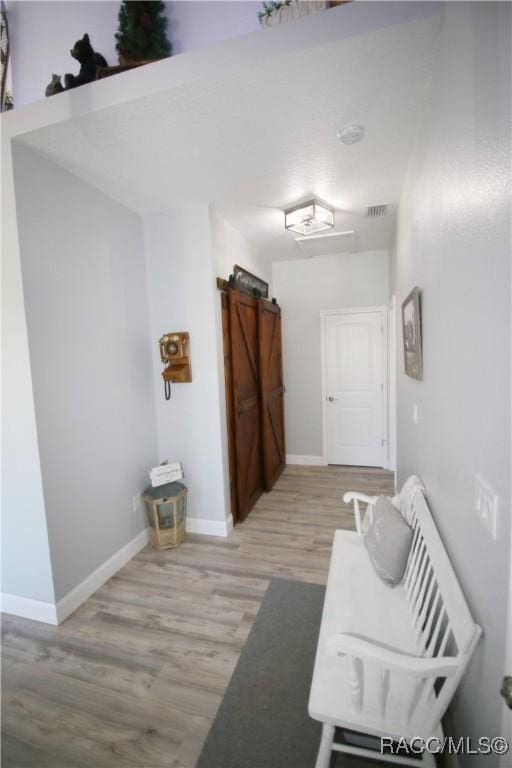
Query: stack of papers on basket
[{"left": 149, "top": 461, "right": 184, "bottom": 488}]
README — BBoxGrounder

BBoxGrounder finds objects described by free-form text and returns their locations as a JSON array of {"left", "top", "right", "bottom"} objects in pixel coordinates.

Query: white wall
[
  {"left": 392, "top": 1, "right": 511, "bottom": 751},
  {"left": 166, "top": 1, "right": 260, "bottom": 56},
  {"left": 210, "top": 205, "right": 272, "bottom": 289},
  {"left": 272, "top": 250, "right": 389, "bottom": 459},
  {"left": 144, "top": 206, "right": 231, "bottom": 535},
  {"left": 8, "top": 1, "right": 120, "bottom": 107},
  {"left": 7, "top": 1, "right": 259, "bottom": 109},
  {"left": 12, "top": 144, "right": 158, "bottom": 602},
  {"left": 1, "top": 134, "right": 55, "bottom": 606},
  {"left": 209, "top": 205, "right": 273, "bottom": 525},
  {"left": 6, "top": 1, "right": 442, "bottom": 111}
]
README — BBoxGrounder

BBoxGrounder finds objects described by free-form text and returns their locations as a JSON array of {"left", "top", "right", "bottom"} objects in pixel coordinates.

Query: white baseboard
[
  {"left": 286, "top": 454, "right": 326, "bottom": 466},
  {"left": 55, "top": 527, "right": 150, "bottom": 624},
  {"left": 186, "top": 514, "right": 233, "bottom": 537},
  {"left": 1, "top": 593, "right": 58, "bottom": 625},
  {"left": 2, "top": 517, "right": 233, "bottom": 627}
]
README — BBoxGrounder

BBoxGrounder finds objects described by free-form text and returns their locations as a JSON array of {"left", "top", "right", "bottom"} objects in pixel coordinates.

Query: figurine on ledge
[
  {"left": 45, "top": 33, "right": 108, "bottom": 96},
  {"left": 45, "top": 74, "right": 63, "bottom": 96},
  {"left": 64, "top": 33, "right": 107, "bottom": 89}
]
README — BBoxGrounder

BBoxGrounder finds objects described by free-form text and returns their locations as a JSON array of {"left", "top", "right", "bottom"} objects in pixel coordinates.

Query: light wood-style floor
[{"left": 2, "top": 465, "right": 394, "bottom": 768}]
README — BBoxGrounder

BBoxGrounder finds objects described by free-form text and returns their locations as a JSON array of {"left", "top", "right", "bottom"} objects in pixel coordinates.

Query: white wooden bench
[{"left": 308, "top": 477, "right": 481, "bottom": 767}]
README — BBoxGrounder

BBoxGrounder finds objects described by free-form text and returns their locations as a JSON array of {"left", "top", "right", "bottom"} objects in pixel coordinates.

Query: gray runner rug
[{"left": 195, "top": 578, "right": 325, "bottom": 768}]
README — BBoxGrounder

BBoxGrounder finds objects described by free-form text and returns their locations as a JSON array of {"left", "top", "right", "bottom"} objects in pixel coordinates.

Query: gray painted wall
[
  {"left": 13, "top": 144, "right": 158, "bottom": 601},
  {"left": 272, "top": 251, "right": 389, "bottom": 458},
  {"left": 392, "top": 1, "right": 511, "bottom": 748},
  {"left": 144, "top": 206, "right": 230, "bottom": 527}
]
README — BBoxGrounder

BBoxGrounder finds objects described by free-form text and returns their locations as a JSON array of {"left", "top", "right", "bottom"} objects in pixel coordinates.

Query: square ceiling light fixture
[{"left": 284, "top": 199, "right": 335, "bottom": 236}]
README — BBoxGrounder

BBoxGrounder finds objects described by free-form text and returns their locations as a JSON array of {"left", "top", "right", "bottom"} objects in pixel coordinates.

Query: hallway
[{"left": 2, "top": 465, "right": 394, "bottom": 768}]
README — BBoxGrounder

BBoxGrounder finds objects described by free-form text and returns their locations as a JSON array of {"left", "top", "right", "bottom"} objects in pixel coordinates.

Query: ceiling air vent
[{"left": 366, "top": 204, "right": 388, "bottom": 217}]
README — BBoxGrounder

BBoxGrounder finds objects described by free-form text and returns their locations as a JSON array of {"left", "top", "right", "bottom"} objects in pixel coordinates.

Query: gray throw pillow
[{"left": 364, "top": 495, "right": 413, "bottom": 587}]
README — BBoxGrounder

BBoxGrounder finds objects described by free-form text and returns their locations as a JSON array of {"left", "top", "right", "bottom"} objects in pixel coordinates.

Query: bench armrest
[
  {"left": 343, "top": 492, "right": 377, "bottom": 505},
  {"left": 342, "top": 492, "right": 378, "bottom": 535},
  {"left": 325, "top": 633, "right": 459, "bottom": 678}
]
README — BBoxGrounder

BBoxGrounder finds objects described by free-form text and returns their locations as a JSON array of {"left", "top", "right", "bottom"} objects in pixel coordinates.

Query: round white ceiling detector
[{"left": 337, "top": 124, "right": 365, "bottom": 145}]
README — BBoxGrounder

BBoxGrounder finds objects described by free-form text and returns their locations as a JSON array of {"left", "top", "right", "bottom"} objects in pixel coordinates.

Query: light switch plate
[
  {"left": 413, "top": 404, "right": 418, "bottom": 425},
  {"left": 475, "top": 474, "right": 499, "bottom": 540}
]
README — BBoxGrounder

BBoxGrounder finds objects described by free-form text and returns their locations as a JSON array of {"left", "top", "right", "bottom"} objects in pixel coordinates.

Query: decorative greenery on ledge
[
  {"left": 258, "top": 1, "right": 348, "bottom": 27},
  {"left": 257, "top": 1, "right": 291, "bottom": 21}
]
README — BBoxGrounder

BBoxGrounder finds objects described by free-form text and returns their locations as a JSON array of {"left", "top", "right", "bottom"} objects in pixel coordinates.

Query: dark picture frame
[
  {"left": 233, "top": 264, "right": 269, "bottom": 299},
  {"left": 402, "top": 287, "right": 423, "bottom": 380}
]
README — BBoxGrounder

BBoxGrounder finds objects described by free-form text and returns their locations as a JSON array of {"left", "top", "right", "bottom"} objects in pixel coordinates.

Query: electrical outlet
[
  {"left": 475, "top": 475, "right": 499, "bottom": 540},
  {"left": 132, "top": 493, "right": 142, "bottom": 514}
]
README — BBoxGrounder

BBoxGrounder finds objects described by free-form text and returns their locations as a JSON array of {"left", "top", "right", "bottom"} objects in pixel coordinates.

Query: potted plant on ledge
[{"left": 115, "top": 0, "right": 171, "bottom": 66}]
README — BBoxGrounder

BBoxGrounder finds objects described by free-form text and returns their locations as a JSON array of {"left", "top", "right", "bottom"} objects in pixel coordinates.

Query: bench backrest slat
[{"left": 406, "top": 489, "right": 477, "bottom": 655}]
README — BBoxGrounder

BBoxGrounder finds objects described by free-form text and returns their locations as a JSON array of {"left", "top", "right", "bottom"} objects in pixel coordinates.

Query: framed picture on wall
[{"left": 402, "top": 287, "right": 423, "bottom": 380}]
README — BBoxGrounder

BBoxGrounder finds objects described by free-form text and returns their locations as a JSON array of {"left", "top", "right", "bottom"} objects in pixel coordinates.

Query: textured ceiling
[{"left": 18, "top": 13, "right": 440, "bottom": 261}]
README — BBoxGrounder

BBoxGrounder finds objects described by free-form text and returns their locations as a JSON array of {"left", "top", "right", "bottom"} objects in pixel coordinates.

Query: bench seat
[
  {"left": 309, "top": 530, "right": 440, "bottom": 741},
  {"left": 308, "top": 480, "right": 481, "bottom": 767}
]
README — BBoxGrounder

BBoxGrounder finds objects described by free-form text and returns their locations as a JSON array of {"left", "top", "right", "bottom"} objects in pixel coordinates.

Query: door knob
[
  {"left": 501, "top": 676, "right": 512, "bottom": 709},
  {"left": 328, "top": 396, "right": 338, "bottom": 402}
]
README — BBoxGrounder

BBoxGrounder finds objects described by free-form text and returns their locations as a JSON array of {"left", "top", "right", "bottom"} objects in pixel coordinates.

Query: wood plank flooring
[{"left": 2, "top": 465, "right": 394, "bottom": 768}]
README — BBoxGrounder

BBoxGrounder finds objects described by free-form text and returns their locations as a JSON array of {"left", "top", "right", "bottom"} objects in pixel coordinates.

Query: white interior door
[{"left": 324, "top": 309, "right": 385, "bottom": 467}]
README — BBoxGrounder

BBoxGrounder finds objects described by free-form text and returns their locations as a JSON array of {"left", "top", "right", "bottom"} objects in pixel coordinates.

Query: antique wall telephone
[{"left": 159, "top": 332, "right": 192, "bottom": 400}]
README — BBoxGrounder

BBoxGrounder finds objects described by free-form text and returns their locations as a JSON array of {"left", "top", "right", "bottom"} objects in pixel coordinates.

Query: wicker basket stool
[{"left": 143, "top": 481, "right": 187, "bottom": 550}]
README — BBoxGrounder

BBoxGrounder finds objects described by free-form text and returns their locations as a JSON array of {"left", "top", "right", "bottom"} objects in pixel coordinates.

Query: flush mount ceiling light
[
  {"left": 284, "top": 199, "right": 335, "bottom": 236},
  {"left": 337, "top": 124, "right": 365, "bottom": 145}
]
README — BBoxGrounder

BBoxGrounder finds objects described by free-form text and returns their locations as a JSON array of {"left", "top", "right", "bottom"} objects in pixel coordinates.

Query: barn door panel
[
  {"left": 229, "top": 290, "right": 263, "bottom": 520},
  {"left": 258, "top": 300, "right": 286, "bottom": 491},
  {"left": 221, "top": 292, "right": 238, "bottom": 523}
]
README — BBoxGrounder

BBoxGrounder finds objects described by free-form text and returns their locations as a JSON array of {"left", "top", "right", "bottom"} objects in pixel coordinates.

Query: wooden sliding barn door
[
  {"left": 221, "top": 285, "right": 286, "bottom": 524},
  {"left": 229, "top": 290, "right": 264, "bottom": 521},
  {"left": 258, "top": 300, "right": 286, "bottom": 490}
]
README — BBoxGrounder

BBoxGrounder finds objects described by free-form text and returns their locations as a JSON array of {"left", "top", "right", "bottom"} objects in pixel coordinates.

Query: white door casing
[
  {"left": 388, "top": 296, "right": 397, "bottom": 475},
  {"left": 322, "top": 308, "right": 386, "bottom": 467}
]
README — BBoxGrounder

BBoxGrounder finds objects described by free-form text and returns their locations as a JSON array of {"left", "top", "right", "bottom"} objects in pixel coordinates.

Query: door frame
[
  {"left": 501, "top": 515, "right": 512, "bottom": 763},
  {"left": 388, "top": 296, "right": 397, "bottom": 477},
  {"left": 320, "top": 306, "right": 389, "bottom": 468}
]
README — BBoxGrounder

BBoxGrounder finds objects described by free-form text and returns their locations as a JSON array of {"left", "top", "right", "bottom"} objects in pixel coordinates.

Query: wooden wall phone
[{"left": 159, "top": 332, "right": 192, "bottom": 399}]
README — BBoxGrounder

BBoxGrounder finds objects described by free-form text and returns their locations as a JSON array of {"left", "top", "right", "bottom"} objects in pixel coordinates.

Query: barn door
[
  {"left": 229, "top": 290, "right": 263, "bottom": 520},
  {"left": 221, "top": 292, "right": 239, "bottom": 523},
  {"left": 258, "top": 300, "right": 286, "bottom": 490}
]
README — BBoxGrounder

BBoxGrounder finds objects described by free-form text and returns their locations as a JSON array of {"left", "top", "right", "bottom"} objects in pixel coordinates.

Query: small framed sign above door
[{"left": 233, "top": 265, "right": 269, "bottom": 299}]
